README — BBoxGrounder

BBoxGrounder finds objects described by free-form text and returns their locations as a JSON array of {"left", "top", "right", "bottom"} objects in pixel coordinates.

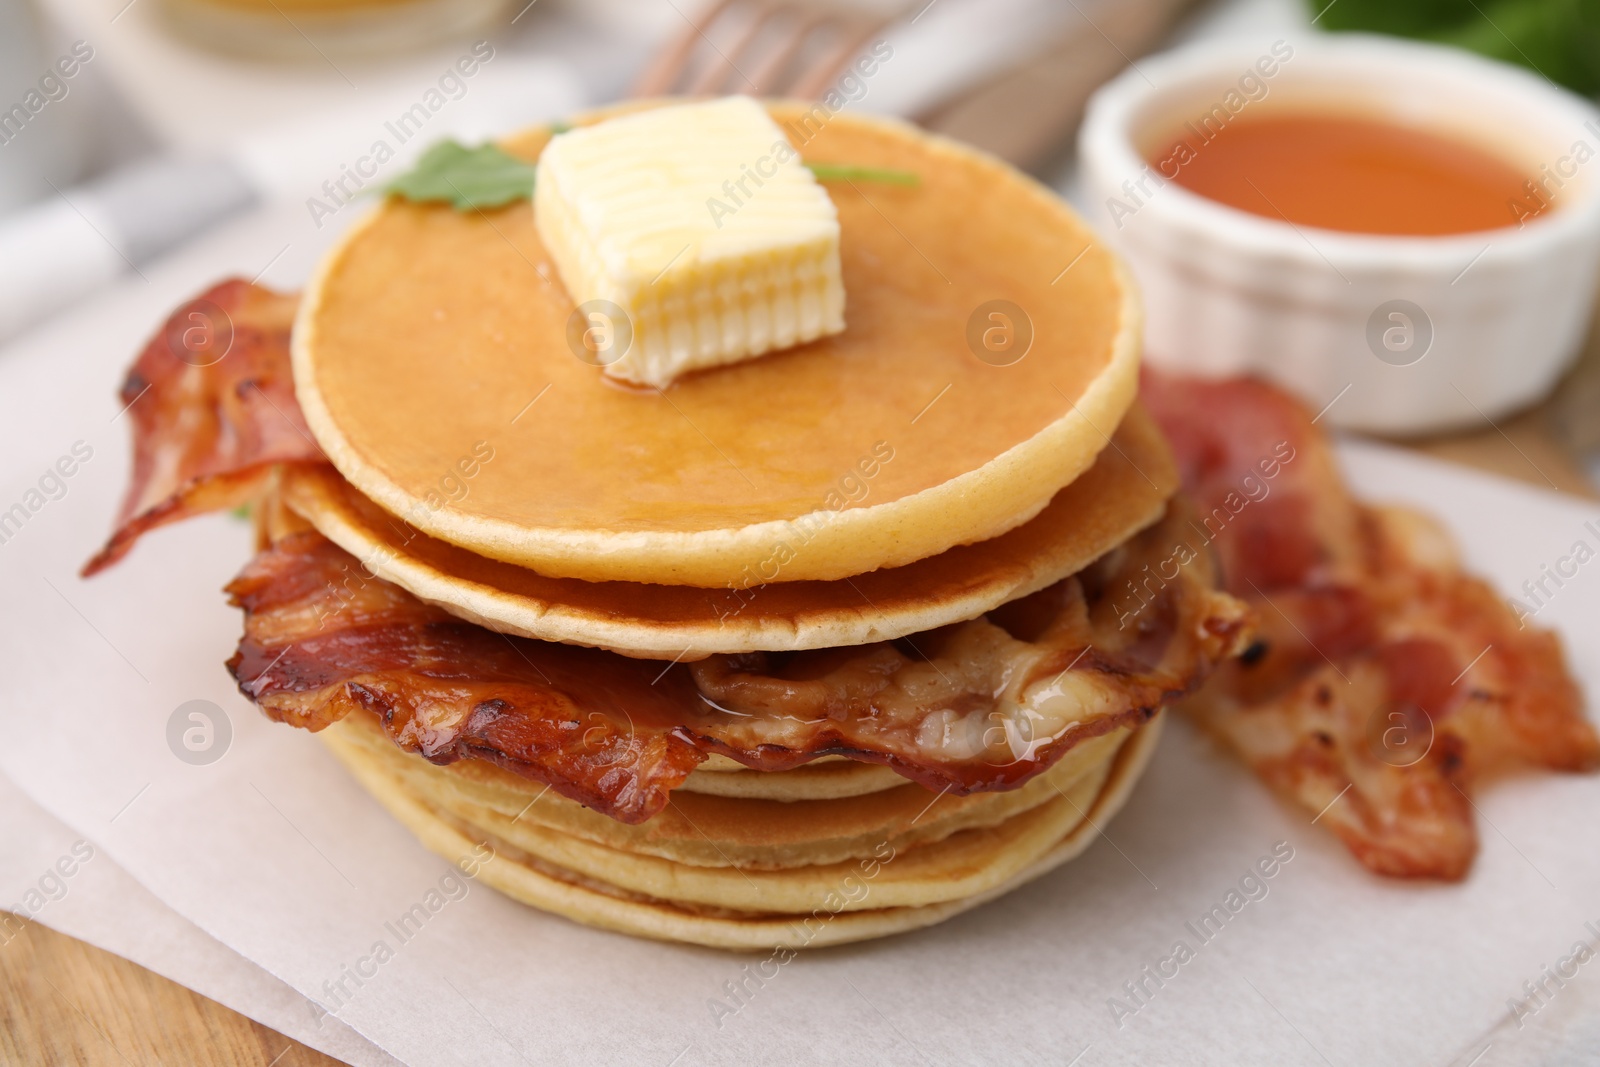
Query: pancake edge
[
  {"left": 319, "top": 711, "right": 1163, "bottom": 950},
  {"left": 275, "top": 406, "right": 1172, "bottom": 659}
]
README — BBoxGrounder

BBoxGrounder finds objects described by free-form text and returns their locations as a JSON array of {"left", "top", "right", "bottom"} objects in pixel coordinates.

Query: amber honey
[{"left": 1151, "top": 112, "right": 1541, "bottom": 236}]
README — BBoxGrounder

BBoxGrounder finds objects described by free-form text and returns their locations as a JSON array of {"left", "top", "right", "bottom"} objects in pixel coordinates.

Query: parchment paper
[{"left": 1, "top": 197, "right": 1598, "bottom": 1067}]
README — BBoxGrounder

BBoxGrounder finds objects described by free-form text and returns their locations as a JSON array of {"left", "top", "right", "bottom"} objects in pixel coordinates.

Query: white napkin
[{"left": 860, "top": 0, "right": 1311, "bottom": 120}]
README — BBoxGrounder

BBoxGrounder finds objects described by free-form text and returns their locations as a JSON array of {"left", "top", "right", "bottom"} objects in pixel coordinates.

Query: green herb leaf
[
  {"left": 806, "top": 163, "right": 921, "bottom": 186},
  {"left": 384, "top": 140, "right": 537, "bottom": 211}
]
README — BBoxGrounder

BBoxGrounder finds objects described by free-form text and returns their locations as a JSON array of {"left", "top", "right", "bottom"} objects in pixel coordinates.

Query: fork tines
[{"left": 633, "top": 0, "right": 899, "bottom": 99}]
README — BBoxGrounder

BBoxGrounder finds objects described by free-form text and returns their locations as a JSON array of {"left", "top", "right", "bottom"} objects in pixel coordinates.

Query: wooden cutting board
[{"left": 0, "top": 917, "right": 342, "bottom": 1065}]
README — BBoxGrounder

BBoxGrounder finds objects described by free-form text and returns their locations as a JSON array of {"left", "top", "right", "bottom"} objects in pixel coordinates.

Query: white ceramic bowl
[{"left": 1079, "top": 35, "right": 1600, "bottom": 434}]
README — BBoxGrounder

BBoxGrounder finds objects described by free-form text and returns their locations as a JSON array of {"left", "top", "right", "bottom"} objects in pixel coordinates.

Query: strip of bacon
[
  {"left": 82, "top": 280, "right": 325, "bottom": 576},
  {"left": 1142, "top": 368, "right": 1599, "bottom": 879},
  {"left": 226, "top": 503, "right": 1248, "bottom": 824},
  {"left": 227, "top": 532, "right": 708, "bottom": 822}
]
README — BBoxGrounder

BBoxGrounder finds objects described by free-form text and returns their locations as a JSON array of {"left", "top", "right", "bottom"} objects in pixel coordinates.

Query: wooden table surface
[{"left": 7, "top": 338, "right": 1597, "bottom": 1066}]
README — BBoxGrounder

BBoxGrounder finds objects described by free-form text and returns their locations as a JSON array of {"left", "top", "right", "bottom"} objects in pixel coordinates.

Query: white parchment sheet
[{"left": 2, "top": 203, "right": 1599, "bottom": 1067}]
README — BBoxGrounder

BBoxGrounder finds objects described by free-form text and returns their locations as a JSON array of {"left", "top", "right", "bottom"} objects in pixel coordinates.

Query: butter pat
[{"left": 535, "top": 97, "right": 845, "bottom": 387}]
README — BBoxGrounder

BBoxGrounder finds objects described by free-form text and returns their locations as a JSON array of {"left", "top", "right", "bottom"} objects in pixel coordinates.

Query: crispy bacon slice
[
  {"left": 1142, "top": 368, "right": 1600, "bottom": 879},
  {"left": 226, "top": 504, "right": 1249, "bottom": 824},
  {"left": 82, "top": 280, "right": 324, "bottom": 576},
  {"left": 227, "top": 532, "right": 708, "bottom": 821}
]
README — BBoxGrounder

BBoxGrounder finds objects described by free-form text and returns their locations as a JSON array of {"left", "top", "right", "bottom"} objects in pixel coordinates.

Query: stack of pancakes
[
  {"left": 323, "top": 701, "right": 1156, "bottom": 949},
  {"left": 252, "top": 104, "right": 1245, "bottom": 949}
]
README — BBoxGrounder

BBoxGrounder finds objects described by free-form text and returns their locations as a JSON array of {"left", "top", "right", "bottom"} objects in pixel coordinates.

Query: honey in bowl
[{"left": 1149, "top": 111, "right": 1545, "bottom": 236}]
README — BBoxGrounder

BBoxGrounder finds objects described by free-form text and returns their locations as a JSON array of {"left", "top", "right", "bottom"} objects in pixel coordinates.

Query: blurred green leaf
[
  {"left": 383, "top": 140, "right": 537, "bottom": 211},
  {"left": 1313, "top": 0, "right": 1600, "bottom": 95},
  {"left": 1314, "top": 0, "right": 1470, "bottom": 37}
]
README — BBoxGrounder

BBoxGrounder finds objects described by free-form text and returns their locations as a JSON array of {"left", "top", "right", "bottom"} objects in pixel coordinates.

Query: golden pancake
[
  {"left": 292, "top": 102, "right": 1140, "bottom": 586},
  {"left": 449, "top": 760, "right": 1114, "bottom": 914},
  {"left": 682, "top": 755, "right": 908, "bottom": 801},
  {"left": 276, "top": 404, "right": 1176, "bottom": 658},
  {"left": 326, "top": 710, "right": 1130, "bottom": 869},
  {"left": 320, "top": 711, "right": 1162, "bottom": 949}
]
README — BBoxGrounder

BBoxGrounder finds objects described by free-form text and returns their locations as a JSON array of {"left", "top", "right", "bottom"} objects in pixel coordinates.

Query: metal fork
[{"left": 632, "top": 0, "right": 906, "bottom": 99}]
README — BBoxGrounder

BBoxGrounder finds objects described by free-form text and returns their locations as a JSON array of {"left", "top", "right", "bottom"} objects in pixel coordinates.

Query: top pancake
[{"left": 292, "top": 101, "right": 1140, "bottom": 587}]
